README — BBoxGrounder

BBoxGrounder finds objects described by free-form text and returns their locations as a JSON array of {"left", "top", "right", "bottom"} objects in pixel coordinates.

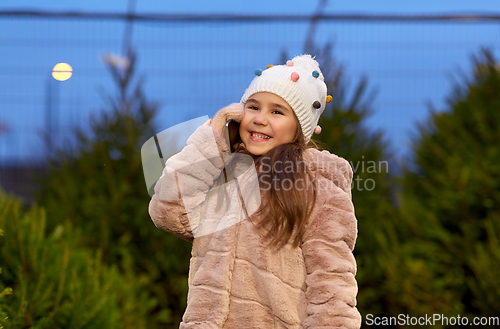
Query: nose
[{"left": 253, "top": 109, "right": 267, "bottom": 126}]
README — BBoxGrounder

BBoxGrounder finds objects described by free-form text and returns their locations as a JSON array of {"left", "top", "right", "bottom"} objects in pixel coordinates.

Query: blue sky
[{"left": 1, "top": 1, "right": 500, "bottom": 169}]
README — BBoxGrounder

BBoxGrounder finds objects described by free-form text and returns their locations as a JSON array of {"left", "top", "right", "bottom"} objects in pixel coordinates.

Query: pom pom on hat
[
  {"left": 314, "top": 125, "right": 322, "bottom": 134},
  {"left": 291, "top": 55, "right": 324, "bottom": 81}
]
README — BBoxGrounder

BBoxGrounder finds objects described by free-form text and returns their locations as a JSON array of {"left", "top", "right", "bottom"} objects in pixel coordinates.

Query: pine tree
[
  {"left": 387, "top": 48, "right": 500, "bottom": 322},
  {"left": 0, "top": 190, "right": 152, "bottom": 328},
  {"left": 311, "top": 43, "right": 400, "bottom": 318},
  {"left": 34, "top": 49, "right": 191, "bottom": 328},
  {"left": 0, "top": 228, "right": 13, "bottom": 328}
]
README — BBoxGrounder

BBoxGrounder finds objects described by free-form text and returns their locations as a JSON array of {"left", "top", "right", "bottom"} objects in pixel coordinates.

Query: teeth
[{"left": 252, "top": 132, "right": 270, "bottom": 139}]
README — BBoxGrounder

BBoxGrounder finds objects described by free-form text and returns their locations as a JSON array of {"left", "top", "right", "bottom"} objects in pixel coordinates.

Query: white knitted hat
[{"left": 240, "top": 54, "right": 331, "bottom": 143}]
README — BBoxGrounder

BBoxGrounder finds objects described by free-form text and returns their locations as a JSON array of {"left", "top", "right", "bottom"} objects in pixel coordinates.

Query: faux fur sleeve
[
  {"left": 148, "top": 120, "right": 230, "bottom": 242},
  {"left": 148, "top": 103, "right": 244, "bottom": 242},
  {"left": 148, "top": 176, "right": 194, "bottom": 243},
  {"left": 300, "top": 165, "right": 361, "bottom": 329}
]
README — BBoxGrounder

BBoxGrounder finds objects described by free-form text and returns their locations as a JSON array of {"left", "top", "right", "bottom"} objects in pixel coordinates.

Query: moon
[{"left": 52, "top": 63, "right": 73, "bottom": 81}]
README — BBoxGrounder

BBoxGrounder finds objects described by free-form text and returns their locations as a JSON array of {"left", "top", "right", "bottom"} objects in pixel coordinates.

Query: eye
[
  {"left": 272, "top": 110, "right": 283, "bottom": 115},
  {"left": 247, "top": 105, "right": 258, "bottom": 110}
]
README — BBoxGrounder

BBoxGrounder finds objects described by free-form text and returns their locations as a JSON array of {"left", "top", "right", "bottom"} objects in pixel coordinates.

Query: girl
[{"left": 149, "top": 54, "right": 361, "bottom": 329}]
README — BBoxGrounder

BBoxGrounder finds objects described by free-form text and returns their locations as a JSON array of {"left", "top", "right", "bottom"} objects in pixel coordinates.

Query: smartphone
[{"left": 225, "top": 120, "right": 241, "bottom": 153}]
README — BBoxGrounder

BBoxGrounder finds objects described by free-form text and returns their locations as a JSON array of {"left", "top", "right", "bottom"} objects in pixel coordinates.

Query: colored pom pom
[
  {"left": 255, "top": 69, "right": 262, "bottom": 76},
  {"left": 326, "top": 95, "right": 333, "bottom": 103},
  {"left": 267, "top": 65, "right": 274, "bottom": 69},
  {"left": 312, "top": 70, "right": 320, "bottom": 78},
  {"left": 312, "top": 100, "right": 321, "bottom": 109},
  {"left": 291, "top": 72, "right": 299, "bottom": 82},
  {"left": 314, "top": 125, "right": 322, "bottom": 134},
  {"left": 286, "top": 60, "right": 294, "bottom": 67}
]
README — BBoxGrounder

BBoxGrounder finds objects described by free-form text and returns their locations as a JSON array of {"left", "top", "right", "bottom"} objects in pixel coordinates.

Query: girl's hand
[{"left": 210, "top": 103, "right": 244, "bottom": 137}]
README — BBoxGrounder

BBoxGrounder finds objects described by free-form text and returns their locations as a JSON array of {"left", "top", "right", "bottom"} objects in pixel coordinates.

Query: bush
[
  {"left": 312, "top": 43, "right": 399, "bottom": 318},
  {"left": 34, "top": 49, "right": 191, "bottom": 327},
  {"left": 385, "top": 48, "right": 500, "bottom": 324},
  {"left": 0, "top": 190, "right": 154, "bottom": 328},
  {"left": 0, "top": 228, "right": 13, "bottom": 328}
]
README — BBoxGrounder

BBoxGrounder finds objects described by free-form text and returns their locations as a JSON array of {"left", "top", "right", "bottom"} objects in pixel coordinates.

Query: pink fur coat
[{"left": 148, "top": 103, "right": 361, "bottom": 328}]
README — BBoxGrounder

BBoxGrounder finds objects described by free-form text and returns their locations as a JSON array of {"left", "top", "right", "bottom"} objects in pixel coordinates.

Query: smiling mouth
[{"left": 250, "top": 132, "right": 272, "bottom": 141}]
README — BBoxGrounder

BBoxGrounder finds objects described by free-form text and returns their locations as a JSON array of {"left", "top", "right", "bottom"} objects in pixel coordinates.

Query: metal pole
[
  {"left": 123, "top": 0, "right": 137, "bottom": 56},
  {"left": 45, "top": 75, "right": 59, "bottom": 163},
  {"left": 304, "top": 0, "right": 329, "bottom": 54},
  {"left": 45, "top": 76, "right": 52, "bottom": 162}
]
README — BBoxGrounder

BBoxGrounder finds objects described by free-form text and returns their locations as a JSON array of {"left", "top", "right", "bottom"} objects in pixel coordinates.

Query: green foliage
[
  {"left": 33, "top": 49, "right": 191, "bottom": 328},
  {"left": 312, "top": 43, "right": 399, "bottom": 318},
  {"left": 0, "top": 227, "right": 13, "bottom": 328},
  {"left": 387, "top": 48, "right": 500, "bottom": 323},
  {"left": 0, "top": 190, "right": 152, "bottom": 328}
]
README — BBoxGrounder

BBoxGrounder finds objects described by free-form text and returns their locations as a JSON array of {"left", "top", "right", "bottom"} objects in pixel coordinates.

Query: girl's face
[{"left": 239, "top": 92, "right": 298, "bottom": 156}]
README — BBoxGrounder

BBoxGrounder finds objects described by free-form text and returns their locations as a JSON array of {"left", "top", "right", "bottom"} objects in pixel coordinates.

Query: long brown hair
[{"left": 228, "top": 120, "right": 326, "bottom": 250}]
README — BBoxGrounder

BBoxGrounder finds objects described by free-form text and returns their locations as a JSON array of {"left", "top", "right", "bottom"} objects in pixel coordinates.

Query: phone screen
[{"left": 225, "top": 120, "right": 241, "bottom": 153}]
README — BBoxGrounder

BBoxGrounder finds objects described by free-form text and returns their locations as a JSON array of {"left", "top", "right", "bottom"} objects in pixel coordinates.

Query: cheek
[
  {"left": 240, "top": 111, "right": 253, "bottom": 126},
  {"left": 239, "top": 114, "right": 250, "bottom": 135},
  {"left": 275, "top": 120, "right": 297, "bottom": 143}
]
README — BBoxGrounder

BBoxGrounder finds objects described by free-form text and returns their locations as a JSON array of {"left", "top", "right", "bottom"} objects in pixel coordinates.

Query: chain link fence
[{"left": 1, "top": 10, "right": 499, "bottom": 201}]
